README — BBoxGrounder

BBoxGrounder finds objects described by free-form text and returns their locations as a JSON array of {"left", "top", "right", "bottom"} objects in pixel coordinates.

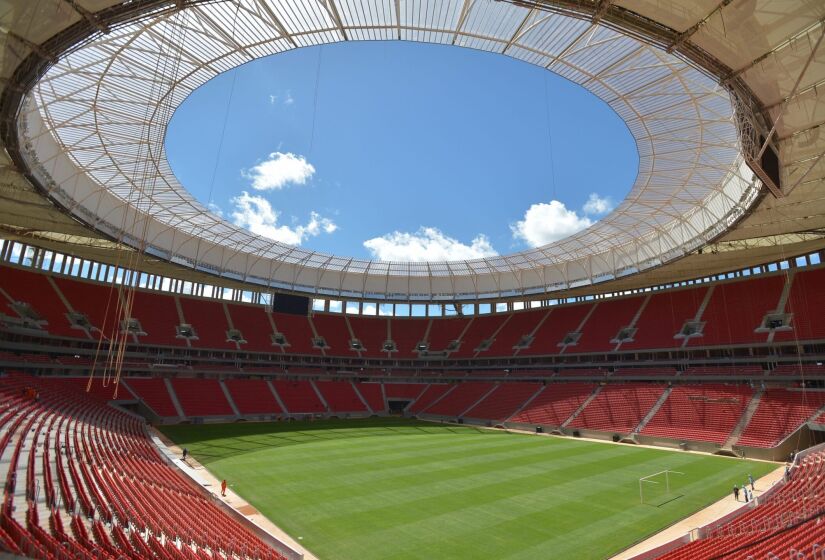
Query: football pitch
[{"left": 161, "top": 418, "right": 776, "bottom": 560}]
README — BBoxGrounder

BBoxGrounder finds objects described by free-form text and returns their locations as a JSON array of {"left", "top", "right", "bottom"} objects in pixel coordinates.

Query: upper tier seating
[
  {"left": 270, "top": 313, "right": 318, "bottom": 355},
  {"left": 776, "top": 267, "right": 825, "bottom": 343},
  {"left": 226, "top": 304, "right": 276, "bottom": 352},
  {"left": 737, "top": 389, "right": 825, "bottom": 448},
  {"left": 450, "top": 315, "right": 508, "bottom": 358},
  {"left": 388, "top": 319, "right": 430, "bottom": 359},
  {"left": 463, "top": 382, "right": 542, "bottom": 421},
  {"left": 485, "top": 310, "right": 545, "bottom": 356},
  {"left": 621, "top": 287, "right": 707, "bottom": 350},
  {"left": 311, "top": 314, "right": 354, "bottom": 355},
  {"left": 347, "top": 316, "right": 390, "bottom": 358},
  {"left": 521, "top": 304, "right": 591, "bottom": 355},
  {"left": 129, "top": 289, "right": 186, "bottom": 346},
  {"left": 0, "top": 372, "right": 284, "bottom": 560},
  {"left": 52, "top": 276, "right": 120, "bottom": 337},
  {"left": 688, "top": 275, "right": 784, "bottom": 347},
  {"left": 224, "top": 379, "right": 283, "bottom": 414},
  {"left": 571, "top": 296, "right": 646, "bottom": 353},
  {"left": 641, "top": 384, "right": 753, "bottom": 444},
  {"left": 509, "top": 383, "right": 595, "bottom": 427},
  {"left": 6, "top": 263, "right": 825, "bottom": 360},
  {"left": 179, "top": 297, "right": 234, "bottom": 350},
  {"left": 170, "top": 378, "right": 234, "bottom": 416},
  {"left": 0, "top": 266, "right": 78, "bottom": 338},
  {"left": 425, "top": 317, "right": 470, "bottom": 354},
  {"left": 123, "top": 378, "right": 179, "bottom": 417},
  {"left": 569, "top": 383, "right": 665, "bottom": 433}
]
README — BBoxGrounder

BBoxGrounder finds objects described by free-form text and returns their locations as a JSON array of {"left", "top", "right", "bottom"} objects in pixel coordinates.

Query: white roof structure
[{"left": 2, "top": 0, "right": 822, "bottom": 301}]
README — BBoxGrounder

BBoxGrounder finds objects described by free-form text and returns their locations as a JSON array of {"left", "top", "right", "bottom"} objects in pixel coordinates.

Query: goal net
[{"left": 639, "top": 470, "right": 685, "bottom": 506}]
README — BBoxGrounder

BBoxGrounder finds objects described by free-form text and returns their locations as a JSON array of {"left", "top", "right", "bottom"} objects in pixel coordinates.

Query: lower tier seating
[
  {"left": 660, "top": 448, "right": 825, "bottom": 559},
  {"left": 509, "top": 383, "right": 595, "bottom": 427},
  {"left": 407, "top": 384, "right": 451, "bottom": 414},
  {"left": 224, "top": 379, "right": 283, "bottom": 415},
  {"left": 271, "top": 380, "right": 325, "bottom": 414},
  {"left": 421, "top": 382, "right": 495, "bottom": 416},
  {"left": 123, "top": 378, "right": 179, "bottom": 417},
  {"left": 641, "top": 384, "right": 754, "bottom": 444},
  {"left": 353, "top": 382, "right": 385, "bottom": 413},
  {"left": 170, "top": 378, "right": 234, "bottom": 417},
  {"left": 737, "top": 389, "right": 825, "bottom": 448},
  {"left": 8, "top": 369, "right": 825, "bottom": 456},
  {"left": 0, "top": 372, "right": 285, "bottom": 560},
  {"left": 314, "top": 381, "right": 368, "bottom": 413},
  {"left": 4, "top": 371, "right": 825, "bottom": 560},
  {"left": 569, "top": 383, "right": 666, "bottom": 433},
  {"left": 464, "top": 382, "right": 543, "bottom": 422}
]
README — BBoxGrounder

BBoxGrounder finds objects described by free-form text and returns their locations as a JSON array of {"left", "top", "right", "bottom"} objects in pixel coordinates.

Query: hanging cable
[
  {"left": 309, "top": 45, "right": 324, "bottom": 157},
  {"left": 87, "top": 4, "right": 192, "bottom": 399},
  {"left": 204, "top": 0, "right": 243, "bottom": 216},
  {"left": 191, "top": 0, "right": 243, "bottom": 276},
  {"left": 543, "top": 73, "right": 557, "bottom": 200}
]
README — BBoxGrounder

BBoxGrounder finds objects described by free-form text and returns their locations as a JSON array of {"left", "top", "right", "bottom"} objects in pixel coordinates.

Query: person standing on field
[
  {"left": 221, "top": 479, "right": 227, "bottom": 497},
  {"left": 733, "top": 485, "right": 740, "bottom": 501}
]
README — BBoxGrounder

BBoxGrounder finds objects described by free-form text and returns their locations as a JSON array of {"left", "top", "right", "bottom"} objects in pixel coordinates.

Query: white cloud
[
  {"left": 583, "top": 193, "right": 614, "bottom": 215},
  {"left": 244, "top": 152, "right": 315, "bottom": 191},
  {"left": 364, "top": 227, "right": 498, "bottom": 262},
  {"left": 231, "top": 191, "right": 336, "bottom": 246},
  {"left": 363, "top": 303, "right": 393, "bottom": 316},
  {"left": 269, "top": 91, "right": 295, "bottom": 106},
  {"left": 511, "top": 200, "right": 593, "bottom": 248}
]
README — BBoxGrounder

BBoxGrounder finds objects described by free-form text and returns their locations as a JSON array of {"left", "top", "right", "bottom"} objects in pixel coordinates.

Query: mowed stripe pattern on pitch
[{"left": 162, "top": 419, "right": 775, "bottom": 560}]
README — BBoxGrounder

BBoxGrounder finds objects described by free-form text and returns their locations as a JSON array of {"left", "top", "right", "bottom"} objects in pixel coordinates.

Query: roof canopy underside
[{"left": 9, "top": 0, "right": 776, "bottom": 299}]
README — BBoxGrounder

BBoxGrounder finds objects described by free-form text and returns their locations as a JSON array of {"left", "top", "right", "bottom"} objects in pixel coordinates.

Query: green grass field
[{"left": 162, "top": 418, "right": 776, "bottom": 560}]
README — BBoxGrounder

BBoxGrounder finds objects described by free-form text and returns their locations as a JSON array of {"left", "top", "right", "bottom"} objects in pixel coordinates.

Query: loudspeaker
[{"left": 536, "top": 426, "right": 543, "bottom": 434}]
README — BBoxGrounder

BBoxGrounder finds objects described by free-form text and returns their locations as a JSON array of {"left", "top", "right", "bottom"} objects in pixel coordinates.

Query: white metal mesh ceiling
[{"left": 17, "top": 0, "right": 761, "bottom": 299}]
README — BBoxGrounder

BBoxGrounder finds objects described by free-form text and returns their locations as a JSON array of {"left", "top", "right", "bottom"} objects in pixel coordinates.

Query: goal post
[{"left": 639, "top": 470, "right": 685, "bottom": 505}]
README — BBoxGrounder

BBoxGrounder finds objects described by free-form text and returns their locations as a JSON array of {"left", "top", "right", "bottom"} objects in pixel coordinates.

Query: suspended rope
[
  {"left": 196, "top": 0, "right": 243, "bottom": 270},
  {"left": 87, "top": 5, "right": 193, "bottom": 399}
]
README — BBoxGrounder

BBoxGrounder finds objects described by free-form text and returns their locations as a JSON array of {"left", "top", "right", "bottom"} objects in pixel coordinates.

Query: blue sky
[{"left": 165, "top": 41, "right": 638, "bottom": 261}]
